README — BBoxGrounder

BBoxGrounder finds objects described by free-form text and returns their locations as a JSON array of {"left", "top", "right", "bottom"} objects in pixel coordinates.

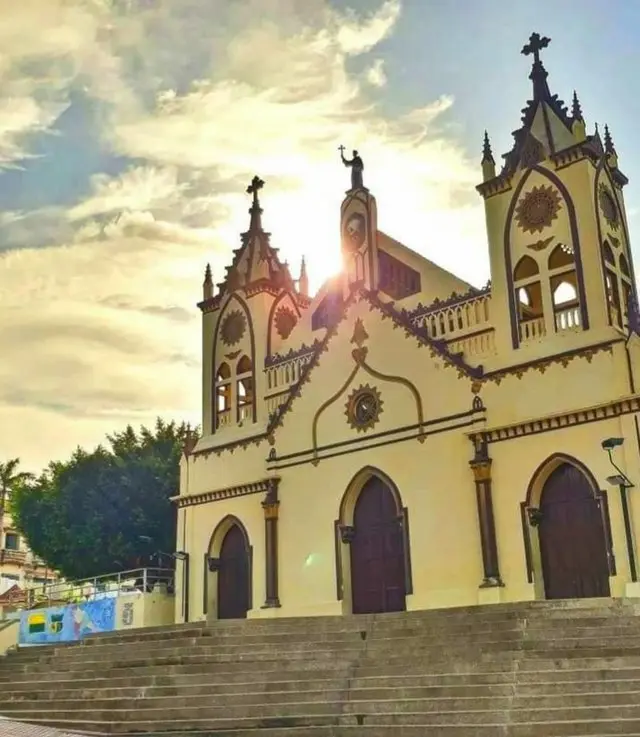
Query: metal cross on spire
[
  {"left": 246, "top": 175, "right": 265, "bottom": 207},
  {"left": 521, "top": 32, "right": 551, "bottom": 64}
]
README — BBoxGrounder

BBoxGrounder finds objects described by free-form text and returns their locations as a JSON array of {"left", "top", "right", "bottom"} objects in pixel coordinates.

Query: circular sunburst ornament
[
  {"left": 599, "top": 184, "right": 619, "bottom": 230},
  {"left": 514, "top": 185, "right": 562, "bottom": 234},
  {"left": 345, "top": 385, "right": 383, "bottom": 433},
  {"left": 274, "top": 306, "right": 297, "bottom": 339},
  {"left": 220, "top": 310, "right": 246, "bottom": 346}
]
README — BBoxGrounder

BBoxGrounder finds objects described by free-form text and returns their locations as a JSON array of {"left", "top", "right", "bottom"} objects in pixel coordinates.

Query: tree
[
  {"left": 0, "top": 459, "right": 34, "bottom": 548},
  {"left": 10, "top": 419, "right": 198, "bottom": 580}
]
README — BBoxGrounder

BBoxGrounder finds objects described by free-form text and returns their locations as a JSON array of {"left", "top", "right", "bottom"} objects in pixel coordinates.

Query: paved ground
[{"left": 0, "top": 719, "right": 94, "bottom": 736}]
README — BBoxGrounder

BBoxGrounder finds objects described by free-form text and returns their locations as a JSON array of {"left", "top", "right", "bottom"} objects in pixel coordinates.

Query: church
[{"left": 173, "top": 33, "right": 640, "bottom": 624}]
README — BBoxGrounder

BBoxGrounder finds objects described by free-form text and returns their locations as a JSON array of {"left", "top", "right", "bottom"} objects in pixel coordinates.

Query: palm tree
[{"left": 0, "top": 459, "right": 33, "bottom": 550}]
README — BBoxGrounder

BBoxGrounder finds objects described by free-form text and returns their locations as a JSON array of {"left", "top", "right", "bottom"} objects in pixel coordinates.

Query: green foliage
[
  {"left": 10, "top": 419, "right": 198, "bottom": 580},
  {"left": 0, "top": 458, "right": 34, "bottom": 507}
]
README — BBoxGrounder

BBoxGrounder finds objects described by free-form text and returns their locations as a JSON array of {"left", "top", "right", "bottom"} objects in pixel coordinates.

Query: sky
[{"left": 1, "top": 0, "right": 639, "bottom": 472}]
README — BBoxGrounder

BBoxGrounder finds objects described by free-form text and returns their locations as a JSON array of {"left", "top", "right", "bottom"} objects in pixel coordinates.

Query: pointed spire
[
  {"left": 481, "top": 131, "right": 496, "bottom": 181},
  {"left": 203, "top": 262, "right": 213, "bottom": 300},
  {"left": 604, "top": 124, "right": 619, "bottom": 168},
  {"left": 604, "top": 124, "right": 616, "bottom": 155},
  {"left": 246, "top": 175, "right": 265, "bottom": 232},
  {"left": 482, "top": 131, "right": 495, "bottom": 164},
  {"left": 570, "top": 90, "right": 586, "bottom": 142},
  {"left": 298, "top": 256, "right": 309, "bottom": 297},
  {"left": 521, "top": 32, "right": 552, "bottom": 101},
  {"left": 571, "top": 90, "right": 584, "bottom": 122}
]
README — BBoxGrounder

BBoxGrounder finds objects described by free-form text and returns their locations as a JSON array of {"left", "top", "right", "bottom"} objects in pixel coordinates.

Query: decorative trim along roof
[
  {"left": 470, "top": 394, "right": 640, "bottom": 446},
  {"left": 172, "top": 477, "right": 278, "bottom": 508}
]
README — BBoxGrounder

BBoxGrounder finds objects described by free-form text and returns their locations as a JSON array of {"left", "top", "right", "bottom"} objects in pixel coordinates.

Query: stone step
[
  {"left": 2, "top": 666, "right": 638, "bottom": 698},
  {"left": 11, "top": 702, "right": 640, "bottom": 726},
  {"left": 75, "top": 617, "right": 640, "bottom": 648},
  {"left": 5, "top": 687, "right": 640, "bottom": 715},
  {"left": 7, "top": 667, "right": 640, "bottom": 703},
  {"left": 15, "top": 632, "right": 640, "bottom": 669},
  {"left": 6, "top": 651, "right": 640, "bottom": 688}
]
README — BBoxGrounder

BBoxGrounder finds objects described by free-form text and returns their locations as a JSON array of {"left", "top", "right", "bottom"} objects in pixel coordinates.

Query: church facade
[{"left": 174, "top": 34, "right": 640, "bottom": 624}]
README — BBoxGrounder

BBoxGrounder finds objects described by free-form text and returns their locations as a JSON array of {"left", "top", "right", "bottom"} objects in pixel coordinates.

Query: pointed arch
[
  {"left": 267, "top": 290, "right": 302, "bottom": 357},
  {"left": 514, "top": 255, "right": 539, "bottom": 280},
  {"left": 338, "top": 465, "right": 404, "bottom": 525},
  {"left": 211, "top": 293, "right": 257, "bottom": 430},
  {"left": 208, "top": 514, "right": 251, "bottom": 557},
  {"left": 548, "top": 243, "right": 574, "bottom": 270},
  {"left": 504, "top": 166, "right": 588, "bottom": 348},
  {"left": 524, "top": 452, "right": 600, "bottom": 508}
]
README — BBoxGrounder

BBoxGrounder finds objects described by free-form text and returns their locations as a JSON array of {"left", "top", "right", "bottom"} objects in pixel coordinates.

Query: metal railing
[{"left": 24, "top": 567, "right": 174, "bottom": 610}]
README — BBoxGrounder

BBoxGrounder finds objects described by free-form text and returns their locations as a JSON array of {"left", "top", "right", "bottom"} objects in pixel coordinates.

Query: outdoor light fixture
[
  {"left": 602, "top": 437, "right": 625, "bottom": 450},
  {"left": 602, "top": 437, "right": 637, "bottom": 583}
]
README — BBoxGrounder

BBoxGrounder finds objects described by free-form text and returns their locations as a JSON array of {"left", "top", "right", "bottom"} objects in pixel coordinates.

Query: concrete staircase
[{"left": 2, "top": 599, "right": 640, "bottom": 735}]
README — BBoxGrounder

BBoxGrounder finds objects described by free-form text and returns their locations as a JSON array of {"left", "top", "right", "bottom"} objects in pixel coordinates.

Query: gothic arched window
[
  {"left": 215, "top": 363, "right": 232, "bottom": 429},
  {"left": 236, "top": 355, "right": 254, "bottom": 424},
  {"left": 513, "top": 255, "right": 545, "bottom": 341},
  {"left": 547, "top": 244, "right": 580, "bottom": 333}
]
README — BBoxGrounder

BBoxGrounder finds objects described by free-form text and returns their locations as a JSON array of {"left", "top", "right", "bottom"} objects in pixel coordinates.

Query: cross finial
[
  {"left": 521, "top": 32, "right": 551, "bottom": 65},
  {"left": 246, "top": 175, "right": 265, "bottom": 206}
]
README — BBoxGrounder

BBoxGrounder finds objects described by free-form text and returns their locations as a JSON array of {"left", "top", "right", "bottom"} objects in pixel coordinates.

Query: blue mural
[{"left": 18, "top": 597, "right": 116, "bottom": 645}]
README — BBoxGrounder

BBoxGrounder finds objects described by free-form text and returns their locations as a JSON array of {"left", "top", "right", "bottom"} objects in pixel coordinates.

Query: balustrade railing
[
  {"left": 414, "top": 295, "right": 491, "bottom": 340},
  {"left": 519, "top": 316, "right": 546, "bottom": 342},
  {"left": 555, "top": 304, "right": 581, "bottom": 331},
  {"left": 265, "top": 351, "right": 315, "bottom": 393},
  {"left": 25, "top": 567, "right": 174, "bottom": 609}
]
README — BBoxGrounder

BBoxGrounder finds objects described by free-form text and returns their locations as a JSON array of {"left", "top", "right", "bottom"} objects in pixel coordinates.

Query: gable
[{"left": 270, "top": 295, "right": 478, "bottom": 461}]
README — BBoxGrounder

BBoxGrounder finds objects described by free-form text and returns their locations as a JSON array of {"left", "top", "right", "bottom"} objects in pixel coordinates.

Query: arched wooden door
[
  {"left": 350, "top": 477, "right": 406, "bottom": 614},
  {"left": 217, "top": 525, "right": 250, "bottom": 619},
  {"left": 539, "top": 463, "right": 610, "bottom": 600}
]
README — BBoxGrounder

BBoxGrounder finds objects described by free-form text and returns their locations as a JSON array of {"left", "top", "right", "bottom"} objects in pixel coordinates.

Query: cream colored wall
[
  {"left": 480, "top": 343, "right": 630, "bottom": 428},
  {"left": 116, "top": 591, "right": 175, "bottom": 630}
]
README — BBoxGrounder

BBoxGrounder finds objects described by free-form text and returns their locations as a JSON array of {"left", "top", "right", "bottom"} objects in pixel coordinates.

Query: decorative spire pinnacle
[
  {"left": 521, "top": 32, "right": 551, "bottom": 100},
  {"left": 481, "top": 131, "right": 495, "bottom": 164},
  {"left": 571, "top": 91, "right": 584, "bottom": 122},
  {"left": 203, "top": 263, "right": 213, "bottom": 300},
  {"left": 246, "top": 175, "right": 265, "bottom": 232},
  {"left": 604, "top": 124, "right": 616, "bottom": 155},
  {"left": 298, "top": 255, "right": 309, "bottom": 297},
  {"left": 481, "top": 130, "right": 496, "bottom": 182}
]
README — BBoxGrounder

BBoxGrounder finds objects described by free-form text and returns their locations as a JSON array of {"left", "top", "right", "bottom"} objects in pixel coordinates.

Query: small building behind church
[{"left": 174, "top": 34, "right": 640, "bottom": 624}]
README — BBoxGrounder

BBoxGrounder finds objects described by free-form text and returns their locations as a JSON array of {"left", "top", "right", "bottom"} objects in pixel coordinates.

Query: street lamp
[{"left": 602, "top": 437, "right": 637, "bottom": 583}]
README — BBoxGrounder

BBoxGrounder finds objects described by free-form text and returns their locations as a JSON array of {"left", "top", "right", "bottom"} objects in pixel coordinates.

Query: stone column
[
  {"left": 261, "top": 480, "right": 281, "bottom": 608},
  {"left": 470, "top": 435, "right": 503, "bottom": 588}
]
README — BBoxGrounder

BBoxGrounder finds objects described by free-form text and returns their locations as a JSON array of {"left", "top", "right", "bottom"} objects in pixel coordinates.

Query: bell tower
[
  {"left": 477, "top": 33, "right": 636, "bottom": 356},
  {"left": 339, "top": 146, "right": 379, "bottom": 295}
]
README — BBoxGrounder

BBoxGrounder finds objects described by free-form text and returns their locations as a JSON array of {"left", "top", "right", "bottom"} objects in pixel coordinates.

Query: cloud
[
  {"left": 0, "top": 0, "right": 488, "bottom": 471},
  {"left": 366, "top": 60, "right": 388, "bottom": 88}
]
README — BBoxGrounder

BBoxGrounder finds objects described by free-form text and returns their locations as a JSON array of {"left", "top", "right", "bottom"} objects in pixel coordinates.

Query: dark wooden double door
[
  {"left": 538, "top": 463, "right": 610, "bottom": 600},
  {"left": 350, "top": 477, "right": 407, "bottom": 614},
  {"left": 217, "top": 525, "right": 250, "bottom": 619}
]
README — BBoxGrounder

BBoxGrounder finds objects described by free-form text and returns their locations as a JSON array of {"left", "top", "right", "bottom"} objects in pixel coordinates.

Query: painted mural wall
[{"left": 19, "top": 597, "right": 116, "bottom": 645}]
